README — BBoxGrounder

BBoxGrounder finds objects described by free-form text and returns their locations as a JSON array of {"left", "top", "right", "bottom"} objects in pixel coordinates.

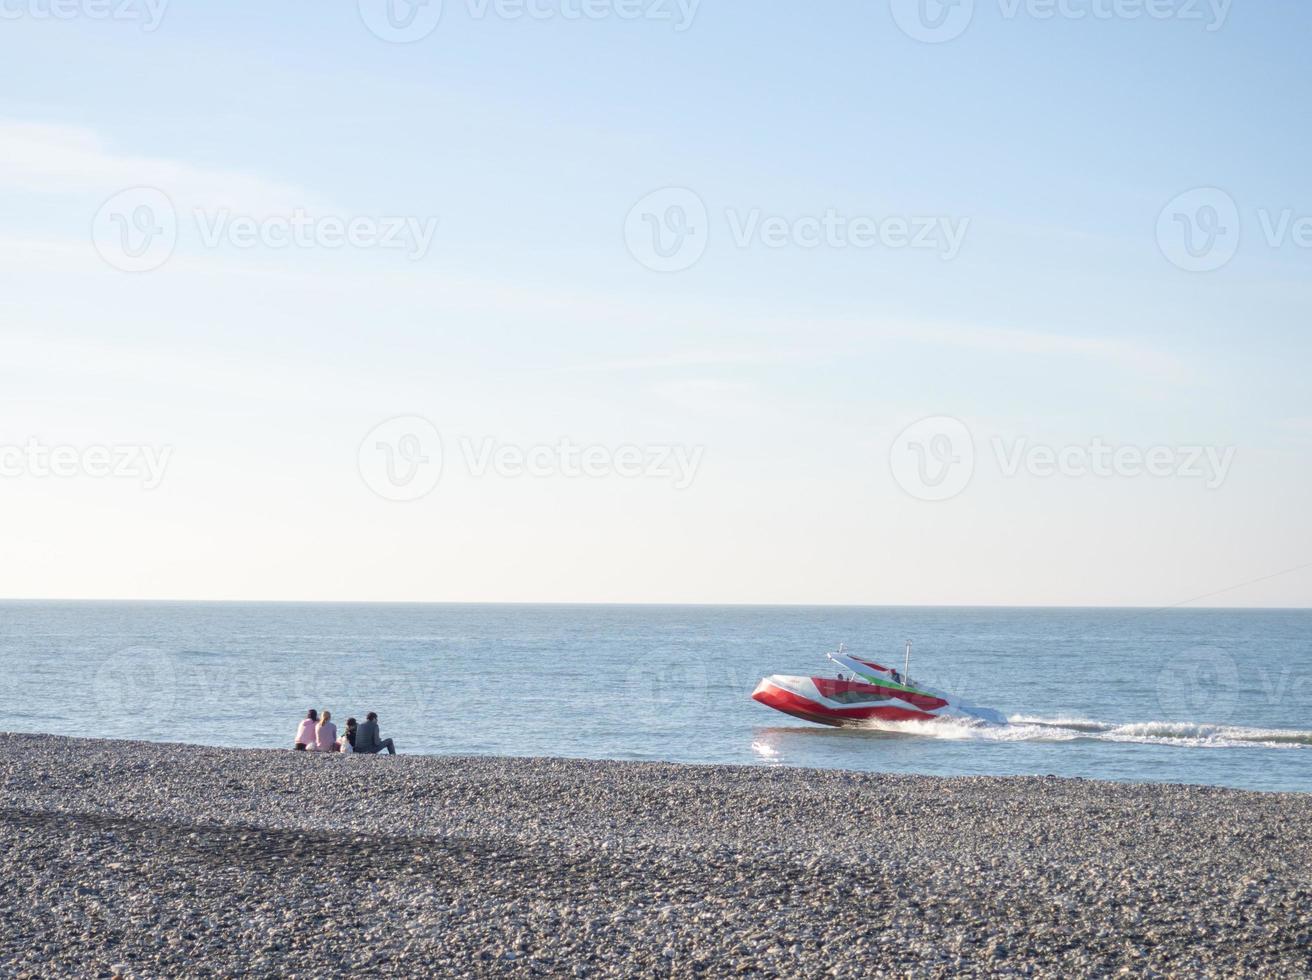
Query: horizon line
[{"left": 0, "top": 597, "right": 1308, "bottom": 611}]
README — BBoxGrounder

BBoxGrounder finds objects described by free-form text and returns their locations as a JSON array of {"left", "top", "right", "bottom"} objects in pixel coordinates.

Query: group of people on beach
[{"left": 293, "top": 709, "right": 396, "bottom": 755}]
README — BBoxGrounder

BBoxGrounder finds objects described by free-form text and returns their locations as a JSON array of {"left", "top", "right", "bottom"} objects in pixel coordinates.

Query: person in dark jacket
[{"left": 354, "top": 712, "right": 396, "bottom": 755}]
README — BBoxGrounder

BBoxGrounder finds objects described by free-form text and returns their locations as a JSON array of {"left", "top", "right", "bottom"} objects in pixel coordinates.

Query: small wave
[
  {"left": 1097, "top": 721, "right": 1312, "bottom": 749},
  {"left": 1007, "top": 714, "right": 1112, "bottom": 733},
  {"left": 858, "top": 714, "right": 1312, "bottom": 750},
  {"left": 855, "top": 717, "right": 996, "bottom": 741},
  {"left": 1018, "top": 717, "right": 1312, "bottom": 748}
]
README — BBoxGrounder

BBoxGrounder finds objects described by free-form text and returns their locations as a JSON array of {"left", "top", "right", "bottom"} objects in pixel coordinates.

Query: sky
[{"left": 1, "top": 0, "right": 1310, "bottom": 605}]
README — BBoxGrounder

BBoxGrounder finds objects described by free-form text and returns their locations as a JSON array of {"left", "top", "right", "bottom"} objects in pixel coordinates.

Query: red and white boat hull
[{"left": 751, "top": 674, "right": 941, "bottom": 727}]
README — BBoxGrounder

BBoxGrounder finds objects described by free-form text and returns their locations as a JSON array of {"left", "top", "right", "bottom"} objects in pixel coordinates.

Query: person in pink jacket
[
  {"left": 294, "top": 708, "right": 318, "bottom": 750},
  {"left": 315, "top": 710, "right": 339, "bottom": 753}
]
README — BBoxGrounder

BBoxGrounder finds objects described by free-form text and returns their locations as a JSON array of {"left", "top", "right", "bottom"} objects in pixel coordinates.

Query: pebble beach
[{"left": 2, "top": 733, "right": 1310, "bottom": 978}]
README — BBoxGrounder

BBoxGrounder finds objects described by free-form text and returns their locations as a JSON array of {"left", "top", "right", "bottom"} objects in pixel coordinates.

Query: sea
[{"left": 1, "top": 602, "right": 1308, "bottom": 793}]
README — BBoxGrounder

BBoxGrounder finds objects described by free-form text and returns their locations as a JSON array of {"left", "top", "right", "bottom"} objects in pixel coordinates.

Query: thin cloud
[
  {"left": 0, "top": 120, "right": 315, "bottom": 214},
  {"left": 651, "top": 378, "right": 767, "bottom": 417},
  {"left": 848, "top": 317, "right": 1194, "bottom": 383},
  {"left": 553, "top": 318, "right": 1191, "bottom": 384},
  {"left": 554, "top": 349, "right": 808, "bottom": 374}
]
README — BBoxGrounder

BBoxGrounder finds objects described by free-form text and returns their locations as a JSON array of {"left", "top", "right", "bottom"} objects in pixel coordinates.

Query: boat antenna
[{"left": 904, "top": 640, "right": 912, "bottom": 683}]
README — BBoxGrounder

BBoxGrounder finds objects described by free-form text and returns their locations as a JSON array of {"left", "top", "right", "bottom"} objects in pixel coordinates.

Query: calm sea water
[{"left": 1, "top": 602, "right": 1308, "bottom": 793}]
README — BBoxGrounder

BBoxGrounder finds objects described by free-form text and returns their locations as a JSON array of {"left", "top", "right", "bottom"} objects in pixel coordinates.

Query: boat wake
[{"left": 855, "top": 715, "right": 1312, "bottom": 750}]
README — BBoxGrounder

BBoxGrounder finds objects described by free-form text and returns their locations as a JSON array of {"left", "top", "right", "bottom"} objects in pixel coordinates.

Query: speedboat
[{"left": 752, "top": 642, "right": 1005, "bottom": 727}]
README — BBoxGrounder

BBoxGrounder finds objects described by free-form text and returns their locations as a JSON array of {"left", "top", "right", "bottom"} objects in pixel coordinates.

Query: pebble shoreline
[{"left": 1, "top": 733, "right": 1310, "bottom": 978}]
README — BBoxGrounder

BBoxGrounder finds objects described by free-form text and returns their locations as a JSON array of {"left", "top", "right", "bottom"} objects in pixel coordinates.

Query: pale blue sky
[{"left": 1, "top": 1, "right": 1310, "bottom": 604}]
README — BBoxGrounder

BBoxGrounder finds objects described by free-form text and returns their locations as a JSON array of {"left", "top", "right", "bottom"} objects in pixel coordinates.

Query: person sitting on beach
[
  {"left": 338, "top": 717, "right": 357, "bottom": 754},
  {"left": 294, "top": 708, "right": 318, "bottom": 750},
  {"left": 315, "top": 710, "right": 338, "bottom": 753},
  {"left": 354, "top": 711, "right": 396, "bottom": 755}
]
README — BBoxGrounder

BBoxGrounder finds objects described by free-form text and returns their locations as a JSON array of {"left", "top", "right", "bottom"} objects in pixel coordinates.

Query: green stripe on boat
[{"left": 845, "top": 668, "right": 935, "bottom": 699}]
